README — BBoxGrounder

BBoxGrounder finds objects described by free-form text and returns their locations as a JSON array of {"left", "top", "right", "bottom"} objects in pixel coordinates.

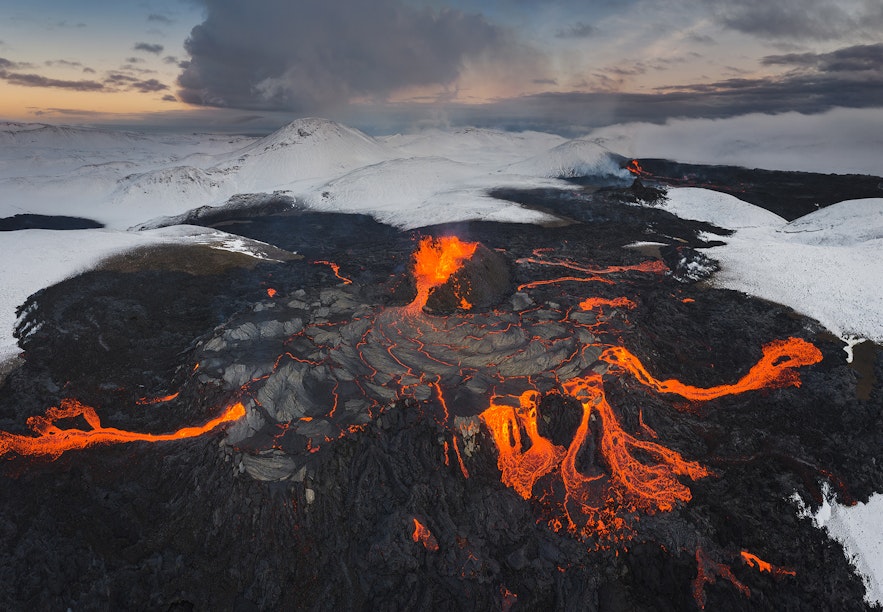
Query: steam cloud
[{"left": 176, "top": 0, "right": 509, "bottom": 112}]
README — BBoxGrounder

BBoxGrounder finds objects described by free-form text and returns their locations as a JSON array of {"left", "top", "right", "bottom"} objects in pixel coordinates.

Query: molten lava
[
  {"left": 266, "top": 287, "right": 278, "bottom": 298},
  {"left": 740, "top": 550, "right": 796, "bottom": 577},
  {"left": 481, "top": 336, "right": 820, "bottom": 544},
  {"left": 411, "top": 518, "right": 439, "bottom": 551},
  {"left": 408, "top": 236, "right": 477, "bottom": 312},
  {"left": 579, "top": 297, "right": 636, "bottom": 311},
  {"left": 693, "top": 548, "right": 749, "bottom": 609},
  {"left": 313, "top": 260, "right": 353, "bottom": 285},
  {"left": 480, "top": 391, "right": 566, "bottom": 499},
  {"left": 601, "top": 338, "right": 822, "bottom": 402},
  {"left": 0, "top": 399, "right": 245, "bottom": 460},
  {"left": 626, "top": 159, "right": 650, "bottom": 177},
  {"left": 135, "top": 391, "right": 180, "bottom": 405}
]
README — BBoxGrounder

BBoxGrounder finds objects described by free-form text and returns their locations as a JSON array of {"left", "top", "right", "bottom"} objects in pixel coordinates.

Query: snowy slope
[
  {"left": 505, "top": 137, "right": 629, "bottom": 180},
  {"left": 781, "top": 198, "right": 883, "bottom": 246},
  {"left": 309, "top": 156, "right": 563, "bottom": 228},
  {"left": 659, "top": 188, "right": 786, "bottom": 230},
  {"left": 216, "top": 117, "right": 395, "bottom": 192}
]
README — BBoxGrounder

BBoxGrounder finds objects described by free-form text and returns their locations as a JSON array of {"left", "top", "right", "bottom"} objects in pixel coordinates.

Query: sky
[{"left": 0, "top": 0, "right": 881, "bottom": 133}]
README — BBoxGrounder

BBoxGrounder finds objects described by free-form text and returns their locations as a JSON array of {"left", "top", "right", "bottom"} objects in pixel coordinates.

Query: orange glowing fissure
[
  {"left": 0, "top": 399, "right": 245, "bottom": 460},
  {"left": 740, "top": 550, "right": 796, "bottom": 576},
  {"left": 411, "top": 518, "right": 439, "bottom": 551},
  {"left": 627, "top": 159, "right": 650, "bottom": 177},
  {"left": 407, "top": 236, "right": 478, "bottom": 312},
  {"left": 313, "top": 260, "right": 353, "bottom": 285},
  {"left": 579, "top": 297, "right": 636, "bottom": 311},
  {"left": 135, "top": 391, "right": 180, "bottom": 405}
]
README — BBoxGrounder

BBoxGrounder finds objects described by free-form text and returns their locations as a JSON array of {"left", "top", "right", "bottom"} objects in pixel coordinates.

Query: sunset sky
[{"left": 1, "top": 0, "right": 881, "bottom": 133}]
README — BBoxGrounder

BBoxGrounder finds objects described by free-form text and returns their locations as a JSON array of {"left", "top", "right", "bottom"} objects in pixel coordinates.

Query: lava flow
[
  {"left": 0, "top": 398, "right": 245, "bottom": 460},
  {"left": 601, "top": 337, "right": 823, "bottom": 402},
  {"left": 411, "top": 518, "right": 439, "bottom": 551}
]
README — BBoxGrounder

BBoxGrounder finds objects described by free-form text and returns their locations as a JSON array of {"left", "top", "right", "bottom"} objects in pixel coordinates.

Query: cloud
[
  {"left": 148, "top": 14, "right": 174, "bottom": 25},
  {"left": 0, "top": 57, "right": 23, "bottom": 69},
  {"left": 177, "top": 0, "right": 514, "bottom": 112},
  {"left": 131, "top": 79, "right": 169, "bottom": 93},
  {"left": 45, "top": 59, "right": 82, "bottom": 68},
  {"left": 134, "top": 42, "right": 164, "bottom": 54},
  {"left": 762, "top": 43, "right": 883, "bottom": 73},
  {"left": 395, "top": 63, "right": 883, "bottom": 135},
  {"left": 0, "top": 70, "right": 105, "bottom": 91},
  {"left": 706, "top": 0, "right": 882, "bottom": 40},
  {"left": 162, "top": 94, "right": 177, "bottom": 102},
  {"left": 163, "top": 55, "right": 179, "bottom": 65},
  {"left": 684, "top": 33, "right": 716, "bottom": 45},
  {"left": 555, "top": 22, "right": 596, "bottom": 39}
]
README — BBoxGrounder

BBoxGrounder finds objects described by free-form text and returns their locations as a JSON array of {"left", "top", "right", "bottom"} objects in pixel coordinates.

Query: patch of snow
[
  {"left": 651, "top": 189, "right": 883, "bottom": 343},
  {"left": 840, "top": 335, "right": 867, "bottom": 364},
  {"left": 795, "top": 486, "right": 883, "bottom": 607},
  {"left": 660, "top": 188, "right": 787, "bottom": 230}
]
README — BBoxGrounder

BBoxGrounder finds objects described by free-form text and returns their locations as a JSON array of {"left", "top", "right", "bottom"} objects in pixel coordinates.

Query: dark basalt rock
[
  {"left": 425, "top": 243, "right": 510, "bottom": 314},
  {"left": 0, "top": 213, "right": 103, "bottom": 231}
]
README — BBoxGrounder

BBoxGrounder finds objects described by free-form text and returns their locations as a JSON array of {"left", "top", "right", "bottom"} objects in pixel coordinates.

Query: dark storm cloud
[
  {"left": 762, "top": 43, "right": 883, "bottom": 73},
  {"left": 555, "top": 22, "right": 596, "bottom": 38},
  {"left": 134, "top": 42, "right": 164, "bottom": 54},
  {"left": 706, "top": 0, "right": 882, "bottom": 40},
  {"left": 177, "top": 0, "right": 513, "bottom": 112}
]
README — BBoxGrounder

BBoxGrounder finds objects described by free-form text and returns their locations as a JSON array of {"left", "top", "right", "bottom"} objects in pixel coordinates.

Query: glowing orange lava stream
[
  {"left": 313, "top": 260, "right": 353, "bottom": 285},
  {"left": 0, "top": 399, "right": 245, "bottom": 460},
  {"left": 601, "top": 337, "right": 822, "bottom": 401},
  {"left": 481, "top": 335, "right": 821, "bottom": 544}
]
